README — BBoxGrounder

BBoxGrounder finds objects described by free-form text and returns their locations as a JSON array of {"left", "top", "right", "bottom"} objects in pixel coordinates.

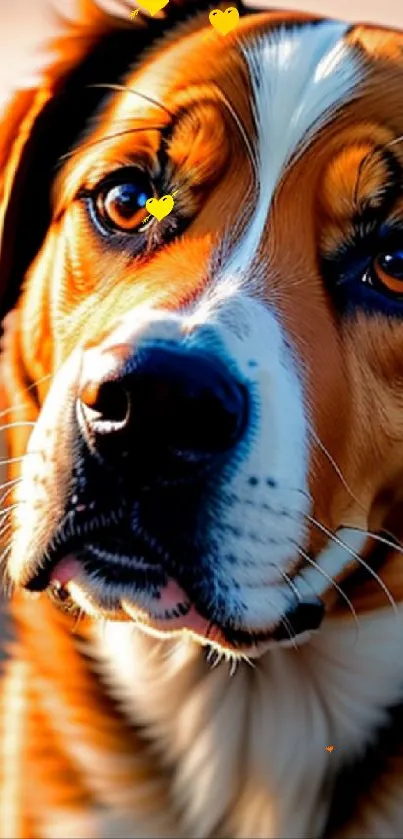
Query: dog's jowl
[{"left": 1, "top": 2, "right": 403, "bottom": 837}]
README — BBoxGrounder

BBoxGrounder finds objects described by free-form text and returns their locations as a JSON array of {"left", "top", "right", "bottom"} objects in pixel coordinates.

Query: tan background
[{"left": 0, "top": 0, "right": 402, "bottom": 110}]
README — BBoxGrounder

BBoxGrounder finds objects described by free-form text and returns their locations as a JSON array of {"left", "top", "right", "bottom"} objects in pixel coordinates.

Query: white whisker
[
  {"left": 295, "top": 544, "right": 360, "bottom": 643},
  {"left": 0, "top": 372, "right": 52, "bottom": 422},
  {"left": 0, "top": 483, "right": 20, "bottom": 508},
  {"left": 0, "top": 503, "right": 22, "bottom": 518},
  {"left": 342, "top": 524, "right": 403, "bottom": 557},
  {"left": 274, "top": 566, "right": 302, "bottom": 603},
  {"left": 306, "top": 515, "right": 400, "bottom": 619},
  {"left": 0, "top": 478, "right": 21, "bottom": 492},
  {"left": 308, "top": 424, "right": 403, "bottom": 553},
  {"left": 0, "top": 519, "right": 12, "bottom": 536},
  {"left": 0, "top": 422, "right": 35, "bottom": 433},
  {"left": 0, "top": 453, "right": 39, "bottom": 467}
]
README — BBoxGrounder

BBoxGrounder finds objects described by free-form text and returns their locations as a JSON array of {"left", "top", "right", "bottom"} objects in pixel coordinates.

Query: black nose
[{"left": 78, "top": 342, "right": 248, "bottom": 468}]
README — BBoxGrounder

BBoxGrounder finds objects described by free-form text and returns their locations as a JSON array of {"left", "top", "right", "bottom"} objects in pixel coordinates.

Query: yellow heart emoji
[
  {"left": 209, "top": 7, "right": 240, "bottom": 36},
  {"left": 136, "top": 0, "right": 169, "bottom": 16},
  {"left": 146, "top": 194, "right": 175, "bottom": 222},
  {"left": 325, "top": 746, "right": 334, "bottom": 752}
]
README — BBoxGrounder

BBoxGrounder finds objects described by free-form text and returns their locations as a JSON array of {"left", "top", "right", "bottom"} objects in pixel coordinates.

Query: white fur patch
[
  {"left": 225, "top": 21, "right": 362, "bottom": 279},
  {"left": 93, "top": 601, "right": 403, "bottom": 838},
  {"left": 297, "top": 527, "right": 368, "bottom": 598},
  {"left": 187, "top": 291, "right": 311, "bottom": 632}
]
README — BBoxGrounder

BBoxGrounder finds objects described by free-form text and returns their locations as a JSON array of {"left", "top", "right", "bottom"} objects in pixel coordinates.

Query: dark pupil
[
  {"left": 378, "top": 251, "right": 403, "bottom": 279},
  {"left": 109, "top": 183, "right": 149, "bottom": 218}
]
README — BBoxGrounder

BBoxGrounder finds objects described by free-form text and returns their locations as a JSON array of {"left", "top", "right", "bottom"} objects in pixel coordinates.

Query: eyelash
[
  {"left": 82, "top": 179, "right": 185, "bottom": 253},
  {"left": 323, "top": 223, "right": 403, "bottom": 313}
]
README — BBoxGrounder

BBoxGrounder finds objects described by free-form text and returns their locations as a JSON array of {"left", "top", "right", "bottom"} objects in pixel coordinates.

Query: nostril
[
  {"left": 172, "top": 379, "right": 248, "bottom": 453},
  {"left": 130, "top": 349, "right": 249, "bottom": 456},
  {"left": 77, "top": 344, "right": 249, "bottom": 464},
  {"left": 79, "top": 380, "right": 130, "bottom": 425}
]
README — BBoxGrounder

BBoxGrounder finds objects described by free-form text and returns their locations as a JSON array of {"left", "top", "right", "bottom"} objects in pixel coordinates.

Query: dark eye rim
[
  {"left": 323, "top": 222, "right": 403, "bottom": 313},
  {"left": 83, "top": 166, "right": 156, "bottom": 235},
  {"left": 368, "top": 251, "right": 403, "bottom": 297}
]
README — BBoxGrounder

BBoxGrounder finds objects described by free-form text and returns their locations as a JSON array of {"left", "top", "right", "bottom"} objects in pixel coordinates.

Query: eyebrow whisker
[
  {"left": 212, "top": 83, "right": 257, "bottom": 182},
  {"left": 88, "top": 82, "right": 256, "bottom": 178},
  {"left": 59, "top": 125, "right": 166, "bottom": 162},
  {"left": 88, "top": 83, "right": 175, "bottom": 120}
]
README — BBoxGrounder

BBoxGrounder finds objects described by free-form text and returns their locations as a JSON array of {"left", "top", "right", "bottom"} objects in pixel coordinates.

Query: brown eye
[
  {"left": 372, "top": 251, "right": 403, "bottom": 294},
  {"left": 95, "top": 171, "right": 154, "bottom": 232}
]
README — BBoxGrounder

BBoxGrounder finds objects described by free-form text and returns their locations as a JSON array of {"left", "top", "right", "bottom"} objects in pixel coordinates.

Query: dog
[{"left": 1, "top": 0, "right": 403, "bottom": 836}]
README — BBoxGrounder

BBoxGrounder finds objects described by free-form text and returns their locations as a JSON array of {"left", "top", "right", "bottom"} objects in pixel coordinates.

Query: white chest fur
[{"left": 92, "top": 608, "right": 403, "bottom": 838}]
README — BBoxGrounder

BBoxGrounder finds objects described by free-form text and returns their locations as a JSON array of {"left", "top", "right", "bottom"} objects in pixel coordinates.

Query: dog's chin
[{"left": 39, "top": 552, "right": 326, "bottom": 658}]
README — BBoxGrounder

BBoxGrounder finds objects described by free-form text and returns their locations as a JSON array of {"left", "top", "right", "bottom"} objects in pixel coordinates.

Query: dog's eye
[
  {"left": 95, "top": 170, "right": 154, "bottom": 232},
  {"left": 368, "top": 251, "right": 403, "bottom": 295}
]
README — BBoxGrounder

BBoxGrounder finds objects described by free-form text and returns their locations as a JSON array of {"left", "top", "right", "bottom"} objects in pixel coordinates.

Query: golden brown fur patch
[{"left": 2, "top": 3, "right": 403, "bottom": 838}]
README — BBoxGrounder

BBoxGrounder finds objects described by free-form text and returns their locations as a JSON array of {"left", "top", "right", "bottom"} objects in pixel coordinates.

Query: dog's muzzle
[{"left": 15, "top": 333, "right": 325, "bottom": 652}]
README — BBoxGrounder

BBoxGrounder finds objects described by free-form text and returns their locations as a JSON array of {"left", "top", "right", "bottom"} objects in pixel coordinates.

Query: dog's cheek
[
  {"left": 8, "top": 349, "right": 83, "bottom": 587},
  {"left": 57, "top": 205, "right": 105, "bottom": 303},
  {"left": 0, "top": 310, "right": 41, "bottom": 480},
  {"left": 19, "top": 214, "right": 93, "bottom": 375},
  {"left": 19, "top": 227, "right": 61, "bottom": 384},
  {"left": 52, "top": 233, "right": 215, "bottom": 364}
]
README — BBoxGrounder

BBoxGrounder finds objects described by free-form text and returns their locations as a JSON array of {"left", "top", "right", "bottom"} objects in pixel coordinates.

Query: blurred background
[{"left": 0, "top": 0, "right": 402, "bottom": 112}]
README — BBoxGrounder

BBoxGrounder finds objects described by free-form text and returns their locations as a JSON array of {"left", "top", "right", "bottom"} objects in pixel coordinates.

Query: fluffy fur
[{"left": 1, "top": 2, "right": 403, "bottom": 837}]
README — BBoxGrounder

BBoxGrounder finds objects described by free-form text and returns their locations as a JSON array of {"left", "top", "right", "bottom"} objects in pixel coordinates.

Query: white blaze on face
[
  {"left": 182, "top": 292, "right": 311, "bottom": 630},
  {"left": 225, "top": 20, "right": 361, "bottom": 281},
  {"left": 174, "top": 21, "right": 364, "bottom": 630}
]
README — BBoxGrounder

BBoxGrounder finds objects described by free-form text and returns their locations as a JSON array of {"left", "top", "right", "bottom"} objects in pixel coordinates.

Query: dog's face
[{"left": 3, "top": 4, "right": 403, "bottom": 657}]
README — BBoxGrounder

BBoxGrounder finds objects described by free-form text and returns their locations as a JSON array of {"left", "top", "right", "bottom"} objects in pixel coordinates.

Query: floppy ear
[
  {"left": 0, "top": 0, "right": 146, "bottom": 322},
  {"left": 0, "top": 0, "right": 249, "bottom": 324},
  {"left": 0, "top": 0, "right": 208, "bottom": 463}
]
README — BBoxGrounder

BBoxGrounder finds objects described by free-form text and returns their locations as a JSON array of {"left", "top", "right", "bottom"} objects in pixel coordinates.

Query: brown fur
[{"left": 2, "top": 2, "right": 403, "bottom": 837}]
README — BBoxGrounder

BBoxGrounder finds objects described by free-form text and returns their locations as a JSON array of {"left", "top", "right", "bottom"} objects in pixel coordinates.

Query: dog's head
[{"left": 2, "top": 0, "right": 403, "bottom": 657}]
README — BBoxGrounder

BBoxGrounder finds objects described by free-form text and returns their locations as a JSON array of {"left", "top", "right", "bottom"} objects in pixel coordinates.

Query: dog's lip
[
  {"left": 45, "top": 554, "right": 211, "bottom": 637},
  {"left": 38, "top": 547, "right": 325, "bottom": 651},
  {"left": 49, "top": 555, "right": 84, "bottom": 587},
  {"left": 121, "top": 565, "right": 325, "bottom": 648},
  {"left": 23, "top": 524, "right": 161, "bottom": 592},
  {"left": 122, "top": 589, "right": 325, "bottom": 651},
  {"left": 25, "top": 550, "right": 79, "bottom": 592},
  {"left": 24, "top": 520, "right": 326, "bottom": 650}
]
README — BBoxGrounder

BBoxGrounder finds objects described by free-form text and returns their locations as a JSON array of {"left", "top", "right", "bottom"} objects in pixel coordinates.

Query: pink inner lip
[
  {"left": 50, "top": 555, "right": 211, "bottom": 637},
  {"left": 50, "top": 555, "right": 83, "bottom": 587},
  {"left": 141, "top": 578, "right": 211, "bottom": 635}
]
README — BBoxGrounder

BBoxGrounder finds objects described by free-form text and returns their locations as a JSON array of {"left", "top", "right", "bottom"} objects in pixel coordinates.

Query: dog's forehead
[
  {"left": 112, "top": 15, "right": 360, "bottom": 131},
  {"left": 46, "top": 9, "right": 403, "bottom": 351},
  {"left": 103, "top": 14, "right": 403, "bottom": 203},
  {"left": 109, "top": 14, "right": 403, "bottom": 137},
  {"left": 53, "top": 12, "right": 403, "bottom": 340},
  {"left": 78, "top": 12, "right": 403, "bottom": 234}
]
